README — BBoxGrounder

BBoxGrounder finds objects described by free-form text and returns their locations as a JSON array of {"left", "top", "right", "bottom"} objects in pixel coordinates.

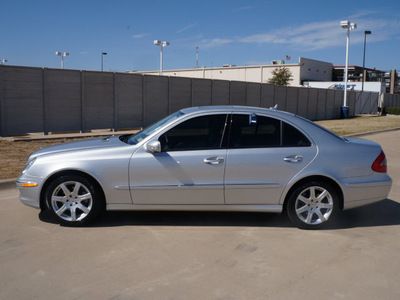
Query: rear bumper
[{"left": 341, "top": 175, "right": 392, "bottom": 210}]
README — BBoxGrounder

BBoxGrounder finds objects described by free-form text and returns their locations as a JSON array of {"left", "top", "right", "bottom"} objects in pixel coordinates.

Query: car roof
[
  {"left": 179, "top": 105, "right": 345, "bottom": 144},
  {"left": 180, "top": 105, "right": 295, "bottom": 118}
]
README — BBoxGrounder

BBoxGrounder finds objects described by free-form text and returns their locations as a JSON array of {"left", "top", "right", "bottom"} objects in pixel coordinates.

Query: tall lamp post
[
  {"left": 0, "top": 59, "right": 7, "bottom": 65},
  {"left": 340, "top": 20, "right": 357, "bottom": 118},
  {"left": 196, "top": 46, "right": 199, "bottom": 68},
  {"left": 154, "top": 40, "right": 170, "bottom": 75},
  {"left": 101, "top": 52, "right": 107, "bottom": 71},
  {"left": 55, "top": 51, "right": 69, "bottom": 69},
  {"left": 362, "top": 30, "right": 371, "bottom": 92}
]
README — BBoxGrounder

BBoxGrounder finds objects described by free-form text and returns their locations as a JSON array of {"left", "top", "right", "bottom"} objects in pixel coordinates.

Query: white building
[{"left": 131, "top": 57, "right": 333, "bottom": 87}]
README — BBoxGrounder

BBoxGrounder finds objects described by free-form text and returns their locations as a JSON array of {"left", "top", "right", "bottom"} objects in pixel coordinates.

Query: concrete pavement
[{"left": 0, "top": 130, "right": 399, "bottom": 299}]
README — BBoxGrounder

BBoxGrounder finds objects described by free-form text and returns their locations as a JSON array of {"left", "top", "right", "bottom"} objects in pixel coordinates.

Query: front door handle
[
  {"left": 284, "top": 155, "right": 303, "bottom": 163},
  {"left": 204, "top": 156, "right": 224, "bottom": 165}
]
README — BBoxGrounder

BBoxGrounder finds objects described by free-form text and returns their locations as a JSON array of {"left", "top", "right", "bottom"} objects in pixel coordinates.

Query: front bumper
[{"left": 16, "top": 174, "right": 44, "bottom": 209}]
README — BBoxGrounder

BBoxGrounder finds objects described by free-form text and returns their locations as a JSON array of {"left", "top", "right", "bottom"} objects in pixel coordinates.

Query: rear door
[{"left": 224, "top": 113, "right": 317, "bottom": 205}]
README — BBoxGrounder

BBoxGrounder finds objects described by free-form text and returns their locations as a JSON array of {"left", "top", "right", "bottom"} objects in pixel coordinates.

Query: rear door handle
[
  {"left": 284, "top": 155, "right": 303, "bottom": 163},
  {"left": 204, "top": 156, "right": 224, "bottom": 165}
]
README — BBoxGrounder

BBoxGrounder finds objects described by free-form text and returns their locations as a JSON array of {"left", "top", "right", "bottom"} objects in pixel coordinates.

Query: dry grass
[
  {"left": 1, "top": 115, "right": 400, "bottom": 180},
  {"left": 315, "top": 115, "right": 400, "bottom": 136},
  {"left": 0, "top": 138, "right": 90, "bottom": 181}
]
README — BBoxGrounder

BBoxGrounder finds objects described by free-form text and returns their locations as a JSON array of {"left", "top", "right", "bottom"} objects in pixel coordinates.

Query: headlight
[{"left": 22, "top": 157, "right": 36, "bottom": 174}]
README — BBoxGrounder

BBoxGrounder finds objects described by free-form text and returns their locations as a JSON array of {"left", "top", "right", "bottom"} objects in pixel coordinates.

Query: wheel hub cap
[
  {"left": 295, "top": 186, "right": 334, "bottom": 225},
  {"left": 50, "top": 181, "right": 93, "bottom": 222}
]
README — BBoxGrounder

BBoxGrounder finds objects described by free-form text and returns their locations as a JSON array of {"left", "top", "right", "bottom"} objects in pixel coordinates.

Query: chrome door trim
[
  {"left": 131, "top": 184, "right": 223, "bottom": 190},
  {"left": 225, "top": 183, "right": 281, "bottom": 189},
  {"left": 114, "top": 185, "right": 130, "bottom": 190}
]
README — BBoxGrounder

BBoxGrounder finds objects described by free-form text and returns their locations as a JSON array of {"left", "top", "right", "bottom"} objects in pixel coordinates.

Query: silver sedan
[{"left": 17, "top": 106, "right": 392, "bottom": 229}]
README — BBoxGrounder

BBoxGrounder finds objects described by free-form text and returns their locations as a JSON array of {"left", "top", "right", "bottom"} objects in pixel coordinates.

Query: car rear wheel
[
  {"left": 45, "top": 175, "right": 104, "bottom": 226},
  {"left": 286, "top": 181, "right": 339, "bottom": 229}
]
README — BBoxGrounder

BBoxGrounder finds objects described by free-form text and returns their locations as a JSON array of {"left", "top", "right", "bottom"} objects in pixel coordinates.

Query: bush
[{"left": 383, "top": 107, "right": 400, "bottom": 115}]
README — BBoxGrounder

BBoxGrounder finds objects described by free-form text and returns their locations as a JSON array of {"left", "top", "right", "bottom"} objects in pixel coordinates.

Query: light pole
[
  {"left": 362, "top": 30, "right": 371, "bottom": 92},
  {"left": 55, "top": 51, "right": 69, "bottom": 69},
  {"left": 340, "top": 20, "right": 357, "bottom": 118},
  {"left": 154, "top": 40, "right": 170, "bottom": 75},
  {"left": 196, "top": 46, "right": 199, "bottom": 68},
  {"left": 0, "top": 59, "right": 7, "bottom": 65},
  {"left": 101, "top": 52, "right": 107, "bottom": 71}
]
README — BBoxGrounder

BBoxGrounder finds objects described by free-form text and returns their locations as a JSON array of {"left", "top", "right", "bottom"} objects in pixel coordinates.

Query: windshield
[{"left": 124, "top": 111, "right": 184, "bottom": 145}]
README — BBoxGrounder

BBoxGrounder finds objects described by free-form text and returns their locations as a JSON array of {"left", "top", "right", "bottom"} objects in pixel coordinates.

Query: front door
[{"left": 129, "top": 114, "right": 228, "bottom": 205}]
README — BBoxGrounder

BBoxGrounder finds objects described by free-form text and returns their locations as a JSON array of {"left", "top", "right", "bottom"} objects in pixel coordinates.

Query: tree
[{"left": 267, "top": 67, "right": 293, "bottom": 86}]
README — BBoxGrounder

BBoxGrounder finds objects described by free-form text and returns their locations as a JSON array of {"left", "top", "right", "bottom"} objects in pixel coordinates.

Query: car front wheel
[
  {"left": 45, "top": 175, "right": 104, "bottom": 226},
  {"left": 286, "top": 181, "right": 339, "bottom": 229}
]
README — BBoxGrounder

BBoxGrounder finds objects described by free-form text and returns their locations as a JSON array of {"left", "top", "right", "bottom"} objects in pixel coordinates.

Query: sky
[{"left": 1, "top": 0, "right": 399, "bottom": 73}]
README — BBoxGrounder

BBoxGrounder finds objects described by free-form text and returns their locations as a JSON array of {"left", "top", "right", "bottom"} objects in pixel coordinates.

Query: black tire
[
  {"left": 286, "top": 181, "right": 339, "bottom": 230},
  {"left": 45, "top": 174, "right": 105, "bottom": 226}
]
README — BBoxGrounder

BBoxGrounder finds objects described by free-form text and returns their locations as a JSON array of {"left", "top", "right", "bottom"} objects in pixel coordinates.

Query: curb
[
  {"left": 0, "top": 178, "right": 17, "bottom": 189},
  {"left": 345, "top": 127, "right": 400, "bottom": 138}
]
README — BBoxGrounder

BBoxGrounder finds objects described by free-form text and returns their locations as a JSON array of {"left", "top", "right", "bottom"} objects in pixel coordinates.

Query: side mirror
[{"left": 146, "top": 140, "right": 161, "bottom": 153}]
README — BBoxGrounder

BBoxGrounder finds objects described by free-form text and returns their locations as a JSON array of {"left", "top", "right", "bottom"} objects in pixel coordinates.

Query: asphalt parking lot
[{"left": 1, "top": 130, "right": 400, "bottom": 300}]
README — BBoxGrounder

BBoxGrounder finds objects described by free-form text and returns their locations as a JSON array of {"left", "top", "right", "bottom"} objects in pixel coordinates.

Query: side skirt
[{"left": 106, "top": 204, "right": 283, "bottom": 213}]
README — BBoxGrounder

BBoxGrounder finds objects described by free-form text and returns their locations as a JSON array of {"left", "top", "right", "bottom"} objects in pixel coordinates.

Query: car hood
[{"left": 29, "top": 135, "right": 126, "bottom": 160}]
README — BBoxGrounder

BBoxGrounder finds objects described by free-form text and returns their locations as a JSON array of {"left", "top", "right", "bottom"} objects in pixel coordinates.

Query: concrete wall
[
  {"left": 1, "top": 65, "right": 352, "bottom": 137},
  {"left": 299, "top": 57, "right": 333, "bottom": 83}
]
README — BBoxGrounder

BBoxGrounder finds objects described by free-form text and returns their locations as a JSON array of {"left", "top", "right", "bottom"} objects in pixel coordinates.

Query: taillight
[{"left": 372, "top": 151, "right": 387, "bottom": 173}]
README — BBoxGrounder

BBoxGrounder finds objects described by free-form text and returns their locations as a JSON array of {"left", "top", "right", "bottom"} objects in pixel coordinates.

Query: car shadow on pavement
[
  {"left": 329, "top": 198, "right": 400, "bottom": 229},
  {"left": 39, "top": 199, "right": 400, "bottom": 229}
]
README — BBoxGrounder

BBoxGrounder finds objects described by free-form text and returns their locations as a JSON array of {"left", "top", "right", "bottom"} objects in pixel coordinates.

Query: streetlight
[
  {"left": 101, "top": 52, "right": 107, "bottom": 71},
  {"left": 154, "top": 40, "right": 170, "bottom": 75},
  {"left": 0, "top": 59, "right": 7, "bottom": 64},
  {"left": 340, "top": 20, "right": 357, "bottom": 118},
  {"left": 196, "top": 46, "right": 199, "bottom": 68},
  {"left": 362, "top": 30, "right": 372, "bottom": 92},
  {"left": 55, "top": 51, "right": 69, "bottom": 69}
]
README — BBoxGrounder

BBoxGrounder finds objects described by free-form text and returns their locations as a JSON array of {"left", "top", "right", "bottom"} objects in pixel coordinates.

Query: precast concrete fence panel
[
  {"left": 44, "top": 69, "right": 81, "bottom": 133},
  {"left": 211, "top": 80, "right": 230, "bottom": 106},
  {"left": 2, "top": 65, "right": 396, "bottom": 137},
  {"left": 383, "top": 94, "right": 400, "bottom": 108},
  {"left": 169, "top": 77, "right": 192, "bottom": 114},
  {"left": 246, "top": 82, "right": 261, "bottom": 107}
]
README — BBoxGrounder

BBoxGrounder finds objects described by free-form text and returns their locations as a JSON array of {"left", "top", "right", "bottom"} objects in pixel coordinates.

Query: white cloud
[
  {"left": 239, "top": 20, "right": 345, "bottom": 50},
  {"left": 202, "top": 17, "right": 400, "bottom": 51},
  {"left": 200, "top": 38, "right": 233, "bottom": 48},
  {"left": 177, "top": 24, "right": 196, "bottom": 34},
  {"left": 132, "top": 33, "right": 147, "bottom": 39}
]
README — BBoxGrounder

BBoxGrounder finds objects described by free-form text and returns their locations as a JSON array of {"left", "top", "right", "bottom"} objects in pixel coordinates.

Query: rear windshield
[{"left": 295, "top": 115, "right": 346, "bottom": 141}]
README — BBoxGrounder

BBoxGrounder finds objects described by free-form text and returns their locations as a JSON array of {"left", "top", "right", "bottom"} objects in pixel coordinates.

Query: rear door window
[{"left": 229, "top": 114, "right": 311, "bottom": 148}]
